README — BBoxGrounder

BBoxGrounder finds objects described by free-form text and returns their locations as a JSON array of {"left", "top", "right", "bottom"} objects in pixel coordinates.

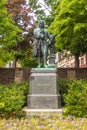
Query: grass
[{"left": 0, "top": 116, "right": 87, "bottom": 130}]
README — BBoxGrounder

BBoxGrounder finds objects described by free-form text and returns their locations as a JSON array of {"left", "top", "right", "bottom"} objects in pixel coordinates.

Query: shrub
[
  {"left": 59, "top": 79, "right": 72, "bottom": 106},
  {"left": 0, "top": 82, "right": 29, "bottom": 118},
  {"left": 64, "top": 79, "right": 87, "bottom": 117}
]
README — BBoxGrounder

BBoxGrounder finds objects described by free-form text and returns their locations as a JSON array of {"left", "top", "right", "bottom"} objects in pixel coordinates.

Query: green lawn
[{"left": 0, "top": 116, "right": 87, "bottom": 130}]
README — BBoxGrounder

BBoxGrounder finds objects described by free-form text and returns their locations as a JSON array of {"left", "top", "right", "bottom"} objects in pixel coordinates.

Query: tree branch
[{"left": 38, "top": 1, "right": 52, "bottom": 14}]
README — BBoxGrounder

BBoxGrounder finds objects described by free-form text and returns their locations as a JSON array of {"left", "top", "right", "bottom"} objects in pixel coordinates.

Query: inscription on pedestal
[{"left": 37, "top": 84, "right": 50, "bottom": 87}]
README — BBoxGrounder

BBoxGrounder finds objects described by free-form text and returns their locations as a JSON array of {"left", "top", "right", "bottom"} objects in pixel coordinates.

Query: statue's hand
[{"left": 40, "top": 34, "right": 45, "bottom": 39}]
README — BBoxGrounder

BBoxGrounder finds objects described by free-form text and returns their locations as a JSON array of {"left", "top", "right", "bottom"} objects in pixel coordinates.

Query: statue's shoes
[
  {"left": 37, "top": 65, "right": 41, "bottom": 68},
  {"left": 44, "top": 65, "right": 48, "bottom": 68}
]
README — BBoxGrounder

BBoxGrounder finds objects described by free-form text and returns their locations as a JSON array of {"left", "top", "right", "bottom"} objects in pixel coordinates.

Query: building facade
[{"left": 55, "top": 52, "right": 87, "bottom": 68}]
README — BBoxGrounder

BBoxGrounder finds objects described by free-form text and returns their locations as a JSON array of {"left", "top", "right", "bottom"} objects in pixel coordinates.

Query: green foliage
[
  {"left": 59, "top": 79, "right": 72, "bottom": 106},
  {"left": 0, "top": 0, "right": 22, "bottom": 46},
  {"left": 64, "top": 79, "right": 87, "bottom": 117},
  {"left": 49, "top": 0, "right": 87, "bottom": 57},
  {"left": 20, "top": 57, "right": 38, "bottom": 68},
  {"left": 19, "top": 48, "right": 38, "bottom": 67},
  {"left": 0, "top": 82, "right": 29, "bottom": 118},
  {"left": 0, "top": 49, "right": 14, "bottom": 67},
  {"left": 7, "top": 0, "right": 36, "bottom": 68},
  {"left": 0, "top": 0, "right": 23, "bottom": 66}
]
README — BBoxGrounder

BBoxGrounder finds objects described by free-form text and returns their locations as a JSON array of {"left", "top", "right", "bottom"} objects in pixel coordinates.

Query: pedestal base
[
  {"left": 27, "top": 94, "right": 61, "bottom": 109},
  {"left": 27, "top": 68, "right": 61, "bottom": 109},
  {"left": 23, "top": 108, "right": 62, "bottom": 117}
]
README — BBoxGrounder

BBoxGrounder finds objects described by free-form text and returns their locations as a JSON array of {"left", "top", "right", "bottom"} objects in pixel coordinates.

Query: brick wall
[
  {"left": 0, "top": 68, "right": 87, "bottom": 84},
  {"left": 58, "top": 68, "right": 87, "bottom": 80},
  {"left": 0, "top": 68, "right": 15, "bottom": 84}
]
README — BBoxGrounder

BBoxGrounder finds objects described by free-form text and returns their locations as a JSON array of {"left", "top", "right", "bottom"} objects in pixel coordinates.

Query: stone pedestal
[{"left": 27, "top": 68, "right": 61, "bottom": 109}]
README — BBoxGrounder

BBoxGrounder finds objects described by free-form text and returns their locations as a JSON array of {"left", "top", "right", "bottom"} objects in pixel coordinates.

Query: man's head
[{"left": 38, "top": 20, "right": 46, "bottom": 28}]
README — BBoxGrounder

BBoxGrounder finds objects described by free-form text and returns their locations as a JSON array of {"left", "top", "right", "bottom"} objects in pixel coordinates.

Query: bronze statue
[{"left": 32, "top": 20, "right": 50, "bottom": 68}]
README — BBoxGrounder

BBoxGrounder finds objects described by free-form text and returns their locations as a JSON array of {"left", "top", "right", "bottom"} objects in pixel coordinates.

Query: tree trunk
[
  {"left": 74, "top": 55, "right": 79, "bottom": 68},
  {"left": 13, "top": 58, "right": 17, "bottom": 68}
]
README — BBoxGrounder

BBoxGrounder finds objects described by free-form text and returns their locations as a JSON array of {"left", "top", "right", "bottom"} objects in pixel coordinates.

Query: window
[{"left": 81, "top": 57, "right": 84, "bottom": 65}]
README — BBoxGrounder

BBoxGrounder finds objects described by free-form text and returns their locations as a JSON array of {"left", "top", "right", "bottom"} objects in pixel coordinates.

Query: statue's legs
[
  {"left": 37, "top": 49, "right": 41, "bottom": 68},
  {"left": 43, "top": 49, "right": 47, "bottom": 68},
  {"left": 43, "top": 56, "right": 47, "bottom": 68}
]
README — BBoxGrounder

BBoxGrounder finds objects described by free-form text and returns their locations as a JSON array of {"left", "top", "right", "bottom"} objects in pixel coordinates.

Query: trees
[
  {"left": 7, "top": 0, "right": 36, "bottom": 68},
  {"left": 49, "top": 0, "right": 87, "bottom": 68},
  {"left": 0, "top": 0, "right": 22, "bottom": 67},
  {"left": 0, "top": 0, "right": 39, "bottom": 68}
]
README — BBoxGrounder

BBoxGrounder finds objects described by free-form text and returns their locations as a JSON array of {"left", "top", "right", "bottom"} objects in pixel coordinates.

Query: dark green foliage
[
  {"left": 0, "top": 0, "right": 23, "bottom": 67},
  {"left": 20, "top": 54, "right": 38, "bottom": 68},
  {"left": 0, "top": 82, "right": 29, "bottom": 118},
  {"left": 59, "top": 79, "right": 72, "bottom": 106},
  {"left": 64, "top": 79, "right": 87, "bottom": 117},
  {"left": 49, "top": 0, "right": 87, "bottom": 67}
]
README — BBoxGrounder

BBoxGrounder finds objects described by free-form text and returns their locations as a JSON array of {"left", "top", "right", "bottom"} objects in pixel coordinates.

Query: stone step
[{"left": 23, "top": 108, "right": 62, "bottom": 118}]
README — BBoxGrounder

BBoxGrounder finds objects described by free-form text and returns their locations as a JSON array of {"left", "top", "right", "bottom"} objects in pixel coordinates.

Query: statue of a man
[{"left": 33, "top": 20, "right": 50, "bottom": 68}]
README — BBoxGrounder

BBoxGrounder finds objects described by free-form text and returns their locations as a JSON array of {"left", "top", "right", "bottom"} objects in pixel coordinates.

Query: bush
[
  {"left": 59, "top": 79, "right": 72, "bottom": 106},
  {"left": 64, "top": 79, "right": 87, "bottom": 117},
  {"left": 0, "top": 82, "right": 29, "bottom": 118}
]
